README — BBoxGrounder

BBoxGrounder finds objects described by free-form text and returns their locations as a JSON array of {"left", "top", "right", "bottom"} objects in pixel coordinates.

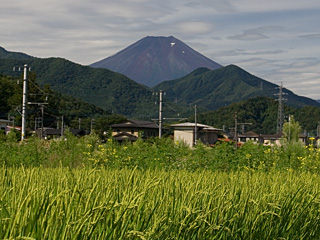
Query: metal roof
[
  {"left": 111, "top": 119, "right": 158, "bottom": 129},
  {"left": 171, "top": 122, "right": 222, "bottom": 131}
]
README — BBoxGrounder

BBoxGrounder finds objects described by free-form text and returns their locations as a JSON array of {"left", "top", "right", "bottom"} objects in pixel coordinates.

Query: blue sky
[{"left": 1, "top": 0, "right": 320, "bottom": 99}]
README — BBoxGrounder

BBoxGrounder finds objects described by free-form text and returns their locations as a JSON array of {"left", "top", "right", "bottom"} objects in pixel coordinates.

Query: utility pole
[
  {"left": 61, "top": 115, "right": 64, "bottom": 137},
  {"left": 194, "top": 105, "right": 197, "bottom": 145},
  {"left": 159, "top": 90, "right": 163, "bottom": 138},
  {"left": 234, "top": 112, "right": 238, "bottom": 148},
  {"left": 233, "top": 112, "right": 253, "bottom": 148},
  {"left": 276, "top": 82, "right": 286, "bottom": 133},
  {"left": 21, "top": 64, "right": 29, "bottom": 141},
  {"left": 13, "top": 64, "right": 30, "bottom": 141},
  {"left": 28, "top": 102, "right": 48, "bottom": 139},
  {"left": 40, "top": 104, "right": 44, "bottom": 139},
  {"left": 90, "top": 118, "right": 95, "bottom": 134}
]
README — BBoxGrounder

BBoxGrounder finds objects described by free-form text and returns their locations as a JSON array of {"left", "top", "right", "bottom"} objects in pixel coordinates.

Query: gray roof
[
  {"left": 111, "top": 119, "right": 158, "bottom": 129},
  {"left": 171, "top": 122, "right": 222, "bottom": 131}
]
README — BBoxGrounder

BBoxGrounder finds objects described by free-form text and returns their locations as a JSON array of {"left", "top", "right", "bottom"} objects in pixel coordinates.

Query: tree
[{"left": 282, "top": 115, "right": 301, "bottom": 142}]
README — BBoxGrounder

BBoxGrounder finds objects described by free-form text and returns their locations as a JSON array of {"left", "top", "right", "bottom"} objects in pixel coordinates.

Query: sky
[{"left": 1, "top": 0, "right": 320, "bottom": 99}]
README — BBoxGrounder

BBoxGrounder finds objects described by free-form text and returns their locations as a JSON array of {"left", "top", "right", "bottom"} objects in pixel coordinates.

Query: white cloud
[
  {"left": 232, "top": 0, "right": 320, "bottom": 12},
  {"left": 171, "top": 21, "right": 215, "bottom": 35}
]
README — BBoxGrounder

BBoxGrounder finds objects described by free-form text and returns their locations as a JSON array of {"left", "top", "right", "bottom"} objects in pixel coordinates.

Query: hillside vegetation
[
  {"left": 0, "top": 73, "right": 126, "bottom": 132},
  {"left": 153, "top": 65, "right": 320, "bottom": 110},
  {"left": 0, "top": 58, "right": 191, "bottom": 119},
  {"left": 1, "top": 46, "right": 320, "bottom": 130},
  {"left": 190, "top": 96, "right": 320, "bottom": 135}
]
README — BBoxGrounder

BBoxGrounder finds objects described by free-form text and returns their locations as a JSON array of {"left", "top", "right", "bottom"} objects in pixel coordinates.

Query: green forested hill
[
  {"left": 0, "top": 58, "right": 159, "bottom": 118},
  {"left": 0, "top": 57, "right": 191, "bottom": 122},
  {"left": 0, "top": 73, "right": 126, "bottom": 132},
  {"left": 1, "top": 47, "right": 320, "bottom": 129},
  {"left": 190, "top": 96, "right": 320, "bottom": 135},
  {"left": 0, "top": 47, "right": 34, "bottom": 60},
  {"left": 153, "top": 65, "right": 320, "bottom": 110}
]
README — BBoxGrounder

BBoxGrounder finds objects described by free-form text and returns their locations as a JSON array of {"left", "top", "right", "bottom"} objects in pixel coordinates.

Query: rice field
[
  {"left": 1, "top": 134, "right": 320, "bottom": 238},
  {"left": 1, "top": 166, "right": 320, "bottom": 239}
]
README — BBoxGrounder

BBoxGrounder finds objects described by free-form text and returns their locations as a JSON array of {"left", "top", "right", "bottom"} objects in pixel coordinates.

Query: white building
[{"left": 171, "top": 122, "right": 223, "bottom": 147}]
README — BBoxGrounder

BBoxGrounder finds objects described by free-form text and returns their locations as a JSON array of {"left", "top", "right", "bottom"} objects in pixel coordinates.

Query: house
[
  {"left": 238, "top": 131, "right": 261, "bottom": 143},
  {"left": 0, "top": 119, "right": 14, "bottom": 132},
  {"left": 171, "top": 122, "right": 223, "bottom": 147},
  {"left": 260, "top": 132, "right": 308, "bottom": 146},
  {"left": 259, "top": 132, "right": 283, "bottom": 146},
  {"left": 35, "top": 128, "right": 87, "bottom": 139},
  {"left": 111, "top": 119, "right": 159, "bottom": 142},
  {"left": 230, "top": 131, "right": 308, "bottom": 146}
]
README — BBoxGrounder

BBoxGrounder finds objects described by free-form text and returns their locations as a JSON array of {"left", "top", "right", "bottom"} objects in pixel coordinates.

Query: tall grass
[
  {"left": 1, "top": 135, "right": 320, "bottom": 238},
  {"left": 1, "top": 167, "right": 320, "bottom": 239}
]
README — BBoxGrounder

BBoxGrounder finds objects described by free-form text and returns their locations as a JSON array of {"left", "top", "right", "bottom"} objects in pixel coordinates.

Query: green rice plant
[{"left": 1, "top": 167, "right": 320, "bottom": 239}]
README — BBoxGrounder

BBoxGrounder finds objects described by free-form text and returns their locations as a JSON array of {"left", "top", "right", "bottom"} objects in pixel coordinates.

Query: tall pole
[
  {"left": 90, "top": 118, "right": 95, "bottom": 134},
  {"left": 41, "top": 105, "right": 44, "bottom": 139},
  {"left": 159, "top": 90, "right": 163, "bottom": 138},
  {"left": 276, "top": 82, "right": 285, "bottom": 133},
  {"left": 21, "top": 64, "right": 28, "bottom": 141},
  {"left": 234, "top": 112, "right": 238, "bottom": 148},
  {"left": 61, "top": 115, "right": 64, "bottom": 137},
  {"left": 194, "top": 105, "right": 197, "bottom": 145}
]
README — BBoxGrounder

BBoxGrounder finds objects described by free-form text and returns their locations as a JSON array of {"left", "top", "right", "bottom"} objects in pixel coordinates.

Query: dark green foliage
[
  {"left": 189, "top": 96, "right": 320, "bottom": 135},
  {"left": 0, "top": 133, "right": 319, "bottom": 173},
  {"left": 1, "top": 53, "right": 320, "bottom": 132},
  {"left": 153, "top": 65, "right": 320, "bottom": 110},
  {"left": 0, "top": 58, "right": 192, "bottom": 119},
  {"left": 0, "top": 46, "right": 34, "bottom": 60},
  {"left": 0, "top": 58, "right": 156, "bottom": 118},
  {"left": 6, "top": 129, "right": 21, "bottom": 142},
  {"left": 0, "top": 74, "right": 124, "bottom": 132},
  {"left": 294, "top": 106, "right": 320, "bottom": 135}
]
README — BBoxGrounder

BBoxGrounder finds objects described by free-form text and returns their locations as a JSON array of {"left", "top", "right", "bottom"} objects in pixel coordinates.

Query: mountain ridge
[
  {"left": 90, "top": 36, "right": 222, "bottom": 87},
  {"left": 0, "top": 46, "right": 34, "bottom": 60},
  {"left": 0, "top": 43, "right": 319, "bottom": 120},
  {"left": 153, "top": 64, "right": 320, "bottom": 109},
  {"left": 0, "top": 56, "right": 192, "bottom": 119}
]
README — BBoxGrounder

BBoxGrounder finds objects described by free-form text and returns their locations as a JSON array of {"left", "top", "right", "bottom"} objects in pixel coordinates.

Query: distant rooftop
[{"left": 171, "top": 122, "right": 222, "bottom": 131}]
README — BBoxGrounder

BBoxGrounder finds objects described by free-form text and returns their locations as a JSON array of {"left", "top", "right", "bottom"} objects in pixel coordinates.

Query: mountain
[
  {"left": 0, "top": 73, "right": 110, "bottom": 131},
  {"left": 152, "top": 65, "right": 320, "bottom": 110},
  {"left": 0, "top": 57, "right": 153, "bottom": 118},
  {"left": 0, "top": 47, "right": 34, "bottom": 60},
  {"left": 1, "top": 45, "right": 319, "bottom": 123},
  {"left": 90, "top": 36, "right": 222, "bottom": 87},
  {"left": 0, "top": 54, "right": 191, "bottom": 119}
]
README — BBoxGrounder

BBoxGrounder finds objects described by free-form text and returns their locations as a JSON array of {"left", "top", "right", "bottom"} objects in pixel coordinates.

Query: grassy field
[
  {"left": 1, "top": 134, "right": 320, "bottom": 239},
  {"left": 1, "top": 167, "right": 320, "bottom": 239}
]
